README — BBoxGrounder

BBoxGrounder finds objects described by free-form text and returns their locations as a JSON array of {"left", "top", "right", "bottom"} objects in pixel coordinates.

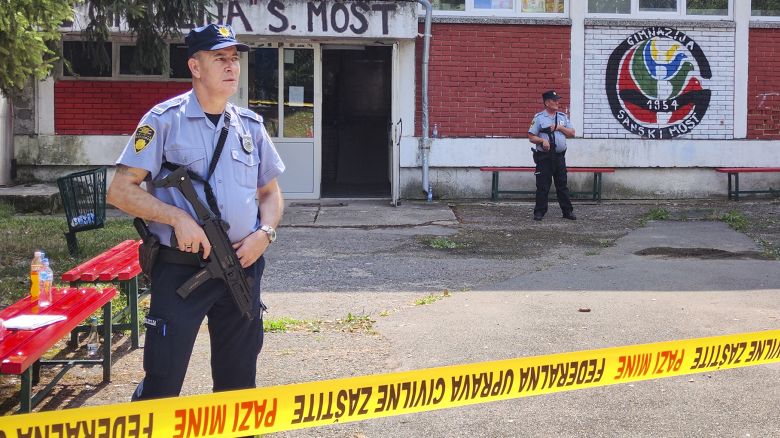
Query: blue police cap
[
  {"left": 542, "top": 90, "right": 562, "bottom": 101},
  {"left": 185, "top": 24, "right": 249, "bottom": 58}
]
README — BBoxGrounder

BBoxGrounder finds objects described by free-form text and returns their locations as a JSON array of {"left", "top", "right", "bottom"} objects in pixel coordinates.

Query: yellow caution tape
[{"left": 1, "top": 330, "right": 778, "bottom": 437}]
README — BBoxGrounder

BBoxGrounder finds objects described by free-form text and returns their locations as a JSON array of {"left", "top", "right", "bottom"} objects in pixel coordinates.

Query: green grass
[
  {"left": 414, "top": 290, "right": 451, "bottom": 306},
  {"left": 759, "top": 239, "right": 780, "bottom": 260},
  {"left": 0, "top": 209, "right": 137, "bottom": 307},
  {"left": 428, "top": 237, "right": 464, "bottom": 250},
  {"left": 644, "top": 207, "right": 670, "bottom": 221},
  {"left": 337, "top": 312, "right": 375, "bottom": 333},
  {"left": 720, "top": 210, "right": 749, "bottom": 232},
  {"left": 263, "top": 316, "right": 305, "bottom": 333}
]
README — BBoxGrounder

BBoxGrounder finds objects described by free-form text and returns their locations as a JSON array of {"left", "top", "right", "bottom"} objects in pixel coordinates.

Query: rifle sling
[{"left": 162, "top": 111, "right": 232, "bottom": 218}]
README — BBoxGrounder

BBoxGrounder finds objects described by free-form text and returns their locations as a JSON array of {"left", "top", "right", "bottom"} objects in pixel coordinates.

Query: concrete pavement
[{"left": 14, "top": 199, "right": 779, "bottom": 437}]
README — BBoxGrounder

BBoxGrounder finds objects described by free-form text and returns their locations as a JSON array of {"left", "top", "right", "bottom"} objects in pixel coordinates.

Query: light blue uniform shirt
[
  {"left": 117, "top": 90, "right": 285, "bottom": 246},
  {"left": 528, "top": 110, "right": 572, "bottom": 153}
]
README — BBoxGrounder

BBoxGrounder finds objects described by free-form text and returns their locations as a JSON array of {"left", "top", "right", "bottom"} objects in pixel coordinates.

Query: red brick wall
[
  {"left": 54, "top": 81, "right": 192, "bottom": 135},
  {"left": 748, "top": 29, "right": 780, "bottom": 140},
  {"left": 415, "top": 23, "right": 571, "bottom": 137}
]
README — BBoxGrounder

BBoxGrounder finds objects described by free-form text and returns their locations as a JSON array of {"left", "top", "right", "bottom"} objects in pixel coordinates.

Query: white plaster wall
[
  {"left": 400, "top": 137, "right": 780, "bottom": 168},
  {"left": 400, "top": 167, "right": 780, "bottom": 200},
  {"left": 584, "top": 25, "right": 735, "bottom": 140}
]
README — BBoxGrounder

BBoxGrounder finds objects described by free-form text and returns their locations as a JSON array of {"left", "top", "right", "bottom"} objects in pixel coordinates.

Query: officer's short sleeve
[
  {"left": 257, "top": 124, "right": 285, "bottom": 188},
  {"left": 528, "top": 114, "right": 541, "bottom": 136},
  {"left": 116, "top": 113, "right": 164, "bottom": 179}
]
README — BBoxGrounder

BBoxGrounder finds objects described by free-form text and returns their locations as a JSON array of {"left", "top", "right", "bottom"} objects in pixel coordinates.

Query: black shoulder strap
[{"left": 163, "top": 110, "right": 232, "bottom": 218}]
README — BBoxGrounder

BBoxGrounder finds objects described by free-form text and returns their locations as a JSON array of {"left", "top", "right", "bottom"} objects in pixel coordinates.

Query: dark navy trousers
[
  {"left": 534, "top": 151, "right": 574, "bottom": 217},
  {"left": 133, "top": 257, "right": 265, "bottom": 401}
]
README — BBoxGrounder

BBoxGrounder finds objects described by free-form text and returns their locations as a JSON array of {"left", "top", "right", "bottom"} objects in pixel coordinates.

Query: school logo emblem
[
  {"left": 606, "top": 27, "right": 712, "bottom": 139},
  {"left": 134, "top": 125, "right": 155, "bottom": 153}
]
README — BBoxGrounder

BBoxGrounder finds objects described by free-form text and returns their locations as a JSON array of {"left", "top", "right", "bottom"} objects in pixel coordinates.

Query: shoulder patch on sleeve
[
  {"left": 133, "top": 125, "right": 156, "bottom": 153},
  {"left": 236, "top": 107, "right": 263, "bottom": 124},
  {"left": 151, "top": 97, "right": 184, "bottom": 115}
]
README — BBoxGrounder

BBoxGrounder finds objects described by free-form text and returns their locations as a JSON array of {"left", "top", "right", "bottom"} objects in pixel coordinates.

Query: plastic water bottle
[
  {"left": 38, "top": 258, "right": 53, "bottom": 308},
  {"left": 432, "top": 123, "right": 439, "bottom": 138},
  {"left": 70, "top": 212, "right": 95, "bottom": 228},
  {"left": 30, "top": 251, "right": 43, "bottom": 300},
  {"left": 85, "top": 317, "right": 100, "bottom": 357}
]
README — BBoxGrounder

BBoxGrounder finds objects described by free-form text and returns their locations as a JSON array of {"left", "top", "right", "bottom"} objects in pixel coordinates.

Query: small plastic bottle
[
  {"left": 85, "top": 317, "right": 100, "bottom": 357},
  {"left": 38, "top": 258, "right": 53, "bottom": 308},
  {"left": 30, "top": 251, "right": 44, "bottom": 300},
  {"left": 432, "top": 123, "right": 439, "bottom": 138}
]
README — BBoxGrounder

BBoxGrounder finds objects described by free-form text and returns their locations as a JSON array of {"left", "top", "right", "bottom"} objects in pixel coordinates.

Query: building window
[
  {"left": 62, "top": 41, "right": 112, "bottom": 77},
  {"left": 475, "top": 0, "right": 514, "bottom": 11},
  {"left": 639, "top": 0, "right": 677, "bottom": 12},
  {"left": 433, "top": 0, "right": 565, "bottom": 15},
  {"left": 169, "top": 44, "right": 192, "bottom": 79},
  {"left": 434, "top": 0, "right": 466, "bottom": 11},
  {"left": 587, "top": 0, "right": 731, "bottom": 17},
  {"left": 589, "top": 0, "right": 630, "bottom": 13},
  {"left": 61, "top": 40, "right": 192, "bottom": 80},
  {"left": 752, "top": 0, "right": 780, "bottom": 17},
  {"left": 118, "top": 45, "right": 163, "bottom": 76},
  {"left": 522, "top": 0, "right": 564, "bottom": 13}
]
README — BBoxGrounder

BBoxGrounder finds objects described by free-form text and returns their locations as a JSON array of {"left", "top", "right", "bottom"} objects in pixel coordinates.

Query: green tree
[
  {"left": 0, "top": 0, "right": 214, "bottom": 96},
  {"left": 0, "top": 0, "right": 79, "bottom": 96}
]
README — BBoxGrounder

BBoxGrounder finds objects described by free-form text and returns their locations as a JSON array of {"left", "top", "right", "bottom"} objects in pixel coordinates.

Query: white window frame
[
  {"left": 58, "top": 36, "right": 191, "bottom": 82},
  {"left": 427, "top": 0, "right": 568, "bottom": 17},
  {"left": 750, "top": 0, "right": 780, "bottom": 20},
  {"left": 586, "top": 0, "right": 733, "bottom": 20},
  {"left": 115, "top": 43, "right": 165, "bottom": 79}
]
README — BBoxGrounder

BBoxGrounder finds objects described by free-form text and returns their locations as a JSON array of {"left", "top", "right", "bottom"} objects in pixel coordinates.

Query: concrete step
[{"left": 0, "top": 184, "right": 62, "bottom": 214}]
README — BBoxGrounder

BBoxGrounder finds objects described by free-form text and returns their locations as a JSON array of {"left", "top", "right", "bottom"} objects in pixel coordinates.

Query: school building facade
[{"left": 7, "top": 0, "right": 780, "bottom": 202}]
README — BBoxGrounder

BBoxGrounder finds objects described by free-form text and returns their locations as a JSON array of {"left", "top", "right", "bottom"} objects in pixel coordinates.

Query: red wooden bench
[
  {"left": 0, "top": 287, "right": 116, "bottom": 413},
  {"left": 480, "top": 167, "right": 615, "bottom": 201},
  {"left": 715, "top": 168, "right": 780, "bottom": 200},
  {"left": 62, "top": 240, "right": 146, "bottom": 348}
]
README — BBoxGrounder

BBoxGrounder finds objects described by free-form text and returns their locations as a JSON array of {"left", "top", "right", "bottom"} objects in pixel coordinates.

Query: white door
[
  {"left": 391, "top": 42, "right": 401, "bottom": 206},
  {"left": 246, "top": 43, "right": 319, "bottom": 199}
]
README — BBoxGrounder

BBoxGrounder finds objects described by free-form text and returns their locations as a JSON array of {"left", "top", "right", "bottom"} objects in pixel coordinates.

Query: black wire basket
[{"left": 56, "top": 167, "right": 107, "bottom": 255}]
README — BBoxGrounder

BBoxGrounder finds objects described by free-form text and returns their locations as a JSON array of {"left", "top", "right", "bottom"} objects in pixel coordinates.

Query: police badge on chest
[{"left": 241, "top": 135, "right": 254, "bottom": 154}]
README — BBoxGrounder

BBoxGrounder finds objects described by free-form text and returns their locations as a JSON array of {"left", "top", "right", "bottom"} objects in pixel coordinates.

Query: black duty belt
[{"left": 157, "top": 245, "right": 204, "bottom": 267}]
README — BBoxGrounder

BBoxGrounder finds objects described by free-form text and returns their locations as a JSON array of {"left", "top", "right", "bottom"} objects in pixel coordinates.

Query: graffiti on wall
[{"left": 606, "top": 27, "right": 712, "bottom": 139}]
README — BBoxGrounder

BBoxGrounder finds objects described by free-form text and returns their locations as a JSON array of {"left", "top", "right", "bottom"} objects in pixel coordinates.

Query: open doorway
[{"left": 321, "top": 45, "right": 391, "bottom": 198}]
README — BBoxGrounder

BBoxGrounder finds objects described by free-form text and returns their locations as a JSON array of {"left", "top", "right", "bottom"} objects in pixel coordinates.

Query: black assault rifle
[
  {"left": 154, "top": 166, "right": 254, "bottom": 319},
  {"left": 538, "top": 112, "right": 559, "bottom": 159}
]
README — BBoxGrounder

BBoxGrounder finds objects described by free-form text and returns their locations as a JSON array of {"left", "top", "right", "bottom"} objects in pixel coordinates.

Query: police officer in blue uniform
[
  {"left": 528, "top": 90, "right": 577, "bottom": 221},
  {"left": 107, "top": 24, "right": 285, "bottom": 402}
]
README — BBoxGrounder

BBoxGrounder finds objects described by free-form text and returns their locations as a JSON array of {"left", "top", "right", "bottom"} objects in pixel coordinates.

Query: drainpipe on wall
[
  {"left": 416, "top": 0, "right": 433, "bottom": 201},
  {"left": 0, "top": 95, "right": 12, "bottom": 186}
]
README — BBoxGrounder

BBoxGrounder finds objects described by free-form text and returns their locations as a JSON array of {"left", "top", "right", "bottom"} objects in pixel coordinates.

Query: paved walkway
[{"left": 8, "top": 200, "right": 780, "bottom": 437}]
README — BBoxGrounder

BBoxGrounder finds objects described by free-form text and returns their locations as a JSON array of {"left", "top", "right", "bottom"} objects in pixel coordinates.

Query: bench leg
[
  {"left": 491, "top": 172, "right": 499, "bottom": 201},
  {"left": 124, "top": 277, "right": 140, "bottom": 349},
  {"left": 734, "top": 173, "right": 740, "bottom": 201},
  {"left": 727, "top": 173, "right": 733, "bottom": 200},
  {"left": 591, "top": 173, "right": 598, "bottom": 201},
  {"left": 19, "top": 367, "right": 32, "bottom": 413},
  {"left": 69, "top": 281, "right": 82, "bottom": 347},
  {"left": 102, "top": 300, "right": 112, "bottom": 383},
  {"left": 597, "top": 173, "right": 604, "bottom": 201}
]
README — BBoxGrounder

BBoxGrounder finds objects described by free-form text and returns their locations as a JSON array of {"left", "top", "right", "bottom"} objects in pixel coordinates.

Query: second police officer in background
[
  {"left": 528, "top": 90, "right": 577, "bottom": 221},
  {"left": 107, "top": 24, "right": 285, "bottom": 402}
]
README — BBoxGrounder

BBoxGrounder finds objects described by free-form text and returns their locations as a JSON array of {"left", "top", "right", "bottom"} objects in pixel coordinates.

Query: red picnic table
[
  {"left": 0, "top": 287, "right": 116, "bottom": 413},
  {"left": 61, "top": 240, "right": 146, "bottom": 348}
]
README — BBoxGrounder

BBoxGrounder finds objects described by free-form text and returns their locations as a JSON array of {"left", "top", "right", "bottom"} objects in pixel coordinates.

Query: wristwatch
[{"left": 260, "top": 225, "right": 277, "bottom": 243}]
